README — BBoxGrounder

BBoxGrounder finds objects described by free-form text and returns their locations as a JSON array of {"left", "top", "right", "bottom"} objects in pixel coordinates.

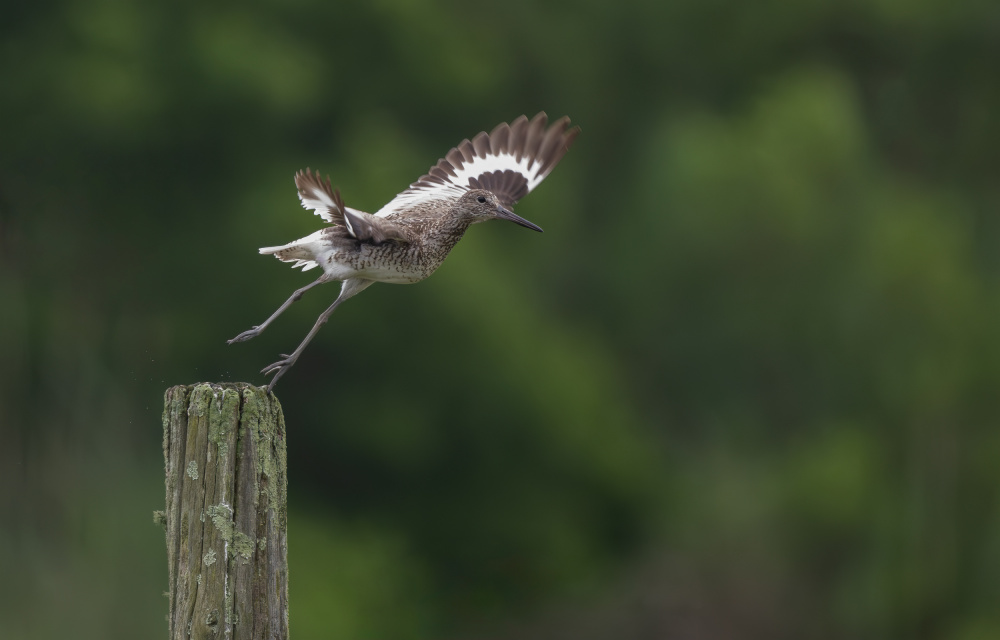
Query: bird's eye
[{"left": 476, "top": 196, "right": 486, "bottom": 203}]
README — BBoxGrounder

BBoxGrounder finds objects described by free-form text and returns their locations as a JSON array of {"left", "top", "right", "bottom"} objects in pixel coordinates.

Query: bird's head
[{"left": 460, "top": 189, "right": 543, "bottom": 232}]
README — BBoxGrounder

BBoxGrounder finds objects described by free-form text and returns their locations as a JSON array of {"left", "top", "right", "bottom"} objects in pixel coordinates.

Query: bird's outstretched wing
[
  {"left": 374, "top": 112, "right": 580, "bottom": 217},
  {"left": 295, "top": 169, "right": 410, "bottom": 243}
]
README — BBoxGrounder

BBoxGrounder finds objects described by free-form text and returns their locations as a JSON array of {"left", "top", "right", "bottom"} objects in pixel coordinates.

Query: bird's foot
[
  {"left": 228, "top": 326, "right": 262, "bottom": 344},
  {"left": 262, "top": 354, "right": 296, "bottom": 393}
]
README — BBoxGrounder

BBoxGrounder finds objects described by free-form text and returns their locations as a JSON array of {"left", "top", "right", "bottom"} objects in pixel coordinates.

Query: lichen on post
[{"left": 159, "top": 383, "right": 289, "bottom": 640}]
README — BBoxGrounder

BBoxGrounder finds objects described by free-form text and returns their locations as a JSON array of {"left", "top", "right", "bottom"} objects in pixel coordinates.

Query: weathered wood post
[{"left": 156, "top": 383, "right": 289, "bottom": 639}]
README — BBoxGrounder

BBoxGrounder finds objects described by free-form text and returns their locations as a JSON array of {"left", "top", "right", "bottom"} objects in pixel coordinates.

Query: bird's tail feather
[{"left": 260, "top": 239, "right": 320, "bottom": 271}]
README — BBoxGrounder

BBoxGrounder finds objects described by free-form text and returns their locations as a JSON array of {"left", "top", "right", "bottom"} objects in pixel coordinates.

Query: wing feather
[
  {"left": 374, "top": 112, "right": 579, "bottom": 216},
  {"left": 295, "top": 168, "right": 346, "bottom": 223},
  {"left": 295, "top": 168, "right": 410, "bottom": 244}
]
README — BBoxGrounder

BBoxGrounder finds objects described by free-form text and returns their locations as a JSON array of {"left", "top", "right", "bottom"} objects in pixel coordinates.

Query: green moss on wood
[
  {"left": 241, "top": 386, "right": 287, "bottom": 521},
  {"left": 206, "top": 503, "right": 234, "bottom": 541},
  {"left": 207, "top": 501, "right": 256, "bottom": 561},
  {"left": 208, "top": 386, "right": 240, "bottom": 461},
  {"left": 224, "top": 585, "right": 234, "bottom": 626},
  {"left": 187, "top": 383, "right": 214, "bottom": 418},
  {"left": 232, "top": 530, "right": 255, "bottom": 561},
  {"left": 161, "top": 382, "right": 288, "bottom": 639},
  {"left": 162, "top": 386, "right": 189, "bottom": 529}
]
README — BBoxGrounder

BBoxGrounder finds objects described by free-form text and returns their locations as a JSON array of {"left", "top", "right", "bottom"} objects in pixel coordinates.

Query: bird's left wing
[
  {"left": 374, "top": 112, "right": 580, "bottom": 217},
  {"left": 295, "top": 169, "right": 410, "bottom": 243}
]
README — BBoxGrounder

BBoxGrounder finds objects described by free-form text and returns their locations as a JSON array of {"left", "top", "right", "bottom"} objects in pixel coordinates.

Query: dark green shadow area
[{"left": 3, "top": 0, "right": 1000, "bottom": 638}]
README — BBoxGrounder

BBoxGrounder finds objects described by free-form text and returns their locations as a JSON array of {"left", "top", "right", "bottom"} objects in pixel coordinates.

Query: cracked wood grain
[{"left": 159, "top": 383, "right": 288, "bottom": 640}]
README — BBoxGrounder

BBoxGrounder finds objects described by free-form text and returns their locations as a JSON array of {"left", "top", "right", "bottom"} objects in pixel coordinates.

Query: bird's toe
[
  {"left": 229, "top": 327, "right": 261, "bottom": 344},
  {"left": 261, "top": 356, "right": 295, "bottom": 377},
  {"left": 261, "top": 362, "right": 281, "bottom": 376}
]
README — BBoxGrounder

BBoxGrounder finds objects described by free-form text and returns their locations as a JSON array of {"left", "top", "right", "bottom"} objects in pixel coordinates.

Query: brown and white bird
[{"left": 229, "top": 112, "right": 580, "bottom": 392}]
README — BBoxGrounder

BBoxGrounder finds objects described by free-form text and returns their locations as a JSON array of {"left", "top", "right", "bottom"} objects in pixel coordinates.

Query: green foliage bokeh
[{"left": 2, "top": 0, "right": 999, "bottom": 638}]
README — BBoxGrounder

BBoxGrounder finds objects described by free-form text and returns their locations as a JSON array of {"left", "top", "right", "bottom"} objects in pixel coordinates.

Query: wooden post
[{"left": 156, "top": 383, "right": 289, "bottom": 640}]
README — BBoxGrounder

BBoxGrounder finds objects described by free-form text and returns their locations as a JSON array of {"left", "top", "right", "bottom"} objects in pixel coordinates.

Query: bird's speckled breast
[{"left": 342, "top": 216, "right": 471, "bottom": 284}]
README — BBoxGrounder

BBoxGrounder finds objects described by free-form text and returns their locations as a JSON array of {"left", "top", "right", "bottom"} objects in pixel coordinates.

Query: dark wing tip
[
  {"left": 294, "top": 167, "right": 330, "bottom": 195},
  {"left": 535, "top": 117, "right": 581, "bottom": 179}
]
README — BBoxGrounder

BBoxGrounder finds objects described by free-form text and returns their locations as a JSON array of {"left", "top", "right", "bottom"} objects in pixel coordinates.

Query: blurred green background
[{"left": 3, "top": 0, "right": 1000, "bottom": 638}]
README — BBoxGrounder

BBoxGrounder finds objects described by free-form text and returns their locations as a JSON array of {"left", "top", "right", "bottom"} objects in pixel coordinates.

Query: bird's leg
[
  {"left": 228, "top": 277, "right": 326, "bottom": 344},
  {"left": 261, "top": 278, "right": 374, "bottom": 393},
  {"left": 260, "top": 298, "right": 344, "bottom": 392}
]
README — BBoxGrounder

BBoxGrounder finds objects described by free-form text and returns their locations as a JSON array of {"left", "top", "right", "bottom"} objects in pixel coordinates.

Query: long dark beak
[{"left": 496, "top": 205, "right": 543, "bottom": 232}]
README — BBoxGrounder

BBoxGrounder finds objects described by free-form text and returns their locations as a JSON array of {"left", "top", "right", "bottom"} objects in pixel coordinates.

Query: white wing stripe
[
  {"left": 374, "top": 184, "right": 466, "bottom": 217},
  {"left": 295, "top": 169, "right": 344, "bottom": 224},
  {"left": 298, "top": 189, "right": 338, "bottom": 210},
  {"left": 298, "top": 194, "right": 337, "bottom": 222},
  {"left": 449, "top": 152, "right": 546, "bottom": 191},
  {"left": 342, "top": 210, "right": 357, "bottom": 237},
  {"left": 373, "top": 153, "right": 538, "bottom": 218}
]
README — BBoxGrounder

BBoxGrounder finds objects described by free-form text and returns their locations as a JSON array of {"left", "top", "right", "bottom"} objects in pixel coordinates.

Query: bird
[{"left": 229, "top": 112, "right": 580, "bottom": 393}]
